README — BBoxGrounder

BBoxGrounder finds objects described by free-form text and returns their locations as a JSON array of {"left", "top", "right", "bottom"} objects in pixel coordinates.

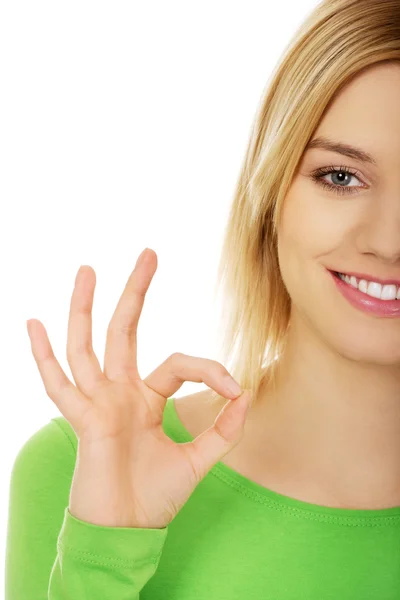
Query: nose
[{"left": 359, "top": 195, "right": 400, "bottom": 265}]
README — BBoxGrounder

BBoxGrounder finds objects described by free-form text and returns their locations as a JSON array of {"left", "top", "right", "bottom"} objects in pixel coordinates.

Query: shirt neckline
[{"left": 165, "top": 397, "right": 400, "bottom": 525}]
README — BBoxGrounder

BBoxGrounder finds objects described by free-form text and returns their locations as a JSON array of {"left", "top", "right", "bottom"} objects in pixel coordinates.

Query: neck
[{"left": 251, "top": 312, "right": 400, "bottom": 509}]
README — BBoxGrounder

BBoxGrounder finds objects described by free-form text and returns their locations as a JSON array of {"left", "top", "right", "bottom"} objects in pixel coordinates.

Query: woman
[{"left": 6, "top": 0, "right": 400, "bottom": 598}]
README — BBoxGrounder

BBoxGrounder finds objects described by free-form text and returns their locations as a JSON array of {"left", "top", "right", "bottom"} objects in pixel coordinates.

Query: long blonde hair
[{"left": 209, "top": 0, "right": 400, "bottom": 410}]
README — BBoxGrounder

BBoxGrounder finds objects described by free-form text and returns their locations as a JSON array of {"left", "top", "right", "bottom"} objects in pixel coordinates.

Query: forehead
[
  {"left": 306, "top": 63, "right": 400, "bottom": 167},
  {"left": 321, "top": 63, "right": 400, "bottom": 126}
]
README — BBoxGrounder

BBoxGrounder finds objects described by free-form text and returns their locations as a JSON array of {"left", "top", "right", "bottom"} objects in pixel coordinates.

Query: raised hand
[{"left": 26, "top": 248, "right": 252, "bottom": 529}]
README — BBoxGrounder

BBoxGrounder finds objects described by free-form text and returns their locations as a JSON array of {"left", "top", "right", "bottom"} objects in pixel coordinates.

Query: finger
[
  {"left": 186, "top": 389, "right": 251, "bottom": 480},
  {"left": 27, "top": 318, "right": 91, "bottom": 427},
  {"left": 66, "top": 265, "right": 107, "bottom": 397},
  {"left": 143, "top": 352, "right": 243, "bottom": 412},
  {"left": 103, "top": 248, "right": 157, "bottom": 383}
]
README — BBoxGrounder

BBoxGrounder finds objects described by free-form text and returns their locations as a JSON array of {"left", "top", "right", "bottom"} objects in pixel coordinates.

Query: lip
[
  {"left": 327, "top": 269, "right": 400, "bottom": 318},
  {"left": 330, "top": 270, "right": 400, "bottom": 288}
]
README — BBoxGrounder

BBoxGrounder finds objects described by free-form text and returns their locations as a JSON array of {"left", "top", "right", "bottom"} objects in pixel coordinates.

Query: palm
[{"left": 73, "top": 377, "right": 206, "bottom": 528}]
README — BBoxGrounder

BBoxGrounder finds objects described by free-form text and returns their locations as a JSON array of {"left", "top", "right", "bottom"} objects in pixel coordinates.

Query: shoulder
[
  {"left": 173, "top": 389, "right": 227, "bottom": 438},
  {"left": 10, "top": 417, "right": 77, "bottom": 486},
  {"left": 6, "top": 418, "right": 78, "bottom": 596}
]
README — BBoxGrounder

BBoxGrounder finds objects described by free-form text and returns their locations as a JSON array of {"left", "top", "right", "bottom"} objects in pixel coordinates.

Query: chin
[
  {"left": 335, "top": 335, "right": 400, "bottom": 366},
  {"left": 316, "top": 307, "right": 400, "bottom": 367}
]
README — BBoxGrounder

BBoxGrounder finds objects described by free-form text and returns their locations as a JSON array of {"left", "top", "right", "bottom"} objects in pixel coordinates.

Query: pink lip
[{"left": 327, "top": 269, "right": 400, "bottom": 318}]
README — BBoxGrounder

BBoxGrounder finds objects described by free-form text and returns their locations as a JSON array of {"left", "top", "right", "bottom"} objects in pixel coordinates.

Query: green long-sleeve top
[{"left": 6, "top": 397, "right": 400, "bottom": 598}]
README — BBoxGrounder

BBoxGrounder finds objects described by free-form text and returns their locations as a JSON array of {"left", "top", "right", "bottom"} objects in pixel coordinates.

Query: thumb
[{"left": 188, "top": 390, "right": 252, "bottom": 479}]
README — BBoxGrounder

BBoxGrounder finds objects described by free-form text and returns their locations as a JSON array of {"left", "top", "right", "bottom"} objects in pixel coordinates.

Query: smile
[
  {"left": 328, "top": 270, "right": 400, "bottom": 318},
  {"left": 334, "top": 272, "right": 400, "bottom": 301}
]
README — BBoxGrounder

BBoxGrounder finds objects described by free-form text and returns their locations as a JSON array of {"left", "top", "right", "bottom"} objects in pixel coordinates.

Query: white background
[{"left": 1, "top": 0, "right": 318, "bottom": 584}]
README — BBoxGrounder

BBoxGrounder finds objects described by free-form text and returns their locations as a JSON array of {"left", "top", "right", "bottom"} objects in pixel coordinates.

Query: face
[{"left": 277, "top": 61, "right": 400, "bottom": 365}]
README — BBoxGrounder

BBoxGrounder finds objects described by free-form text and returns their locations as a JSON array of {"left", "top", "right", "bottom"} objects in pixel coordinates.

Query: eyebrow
[{"left": 305, "top": 136, "right": 377, "bottom": 166}]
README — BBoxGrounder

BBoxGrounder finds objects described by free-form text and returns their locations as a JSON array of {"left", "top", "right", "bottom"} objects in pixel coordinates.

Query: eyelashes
[{"left": 310, "top": 165, "right": 366, "bottom": 196}]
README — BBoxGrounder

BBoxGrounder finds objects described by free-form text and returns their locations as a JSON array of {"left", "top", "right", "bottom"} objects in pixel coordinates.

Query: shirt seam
[
  {"left": 51, "top": 417, "right": 77, "bottom": 456},
  {"left": 209, "top": 465, "right": 400, "bottom": 526},
  {"left": 57, "top": 542, "right": 159, "bottom": 568}
]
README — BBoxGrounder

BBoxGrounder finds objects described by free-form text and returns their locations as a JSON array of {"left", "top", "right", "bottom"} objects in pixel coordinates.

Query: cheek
[
  {"left": 276, "top": 216, "right": 308, "bottom": 301},
  {"left": 276, "top": 191, "right": 344, "bottom": 298},
  {"left": 276, "top": 200, "right": 319, "bottom": 277},
  {"left": 277, "top": 185, "right": 352, "bottom": 266}
]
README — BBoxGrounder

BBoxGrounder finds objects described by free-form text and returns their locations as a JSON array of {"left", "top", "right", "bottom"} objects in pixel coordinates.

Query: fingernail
[{"left": 223, "top": 376, "right": 242, "bottom": 397}]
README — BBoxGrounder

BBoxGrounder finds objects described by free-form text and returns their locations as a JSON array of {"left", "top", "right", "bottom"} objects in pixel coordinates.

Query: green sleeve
[
  {"left": 5, "top": 417, "right": 168, "bottom": 599},
  {"left": 51, "top": 507, "right": 168, "bottom": 598}
]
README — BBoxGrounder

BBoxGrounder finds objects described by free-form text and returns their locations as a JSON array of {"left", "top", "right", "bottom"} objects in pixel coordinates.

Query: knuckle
[
  {"left": 44, "top": 380, "right": 65, "bottom": 404},
  {"left": 221, "top": 406, "right": 236, "bottom": 426},
  {"left": 78, "top": 304, "right": 92, "bottom": 316},
  {"left": 67, "top": 340, "right": 92, "bottom": 360},
  {"left": 134, "top": 287, "right": 147, "bottom": 299},
  {"left": 181, "top": 443, "right": 204, "bottom": 483},
  {"left": 108, "top": 320, "right": 138, "bottom": 338},
  {"left": 212, "top": 360, "right": 230, "bottom": 377},
  {"left": 169, "top": 352, "right": 185, "bottom": 361},
  {"left": 167, "top": 352, "right": 188, "bottom": 375},
  {"left": 213, "top": 420, "right": 232, "bottom": 444},
  {"left": 118, "top": 323, "right": 137, "bottom": 337}
]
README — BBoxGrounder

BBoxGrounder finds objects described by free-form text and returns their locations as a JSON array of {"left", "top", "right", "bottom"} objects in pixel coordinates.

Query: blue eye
[{"left": 311, "top": 165, "right": 365, "bottom": 196}]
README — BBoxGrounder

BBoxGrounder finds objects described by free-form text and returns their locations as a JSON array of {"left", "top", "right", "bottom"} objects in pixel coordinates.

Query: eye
[{"left": 310, "top": 165, "right": 366, "bottom": 196}]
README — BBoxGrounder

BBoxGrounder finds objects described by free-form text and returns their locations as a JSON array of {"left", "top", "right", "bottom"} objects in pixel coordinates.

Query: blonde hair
[{"left": 208, "top": 0, "right": 400, "bottom": 410}]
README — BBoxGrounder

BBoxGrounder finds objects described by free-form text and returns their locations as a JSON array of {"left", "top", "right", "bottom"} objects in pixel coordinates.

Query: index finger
[{"left": 103, "top": 248, "right": 157, "bottom": 383}]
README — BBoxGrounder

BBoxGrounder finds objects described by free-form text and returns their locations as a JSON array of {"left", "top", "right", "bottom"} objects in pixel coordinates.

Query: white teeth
[
  {"left": 367, "top": 282, "right": 383, "bottom": 299},
  {"left": 381, "top": 284, "right": 398, "bottom": 300},
  {"left": 359, "top": 279, "right": 368, "bottom": 294},
  {"left": 338, "top": 273, "right": 400, "bottom": 301}
]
